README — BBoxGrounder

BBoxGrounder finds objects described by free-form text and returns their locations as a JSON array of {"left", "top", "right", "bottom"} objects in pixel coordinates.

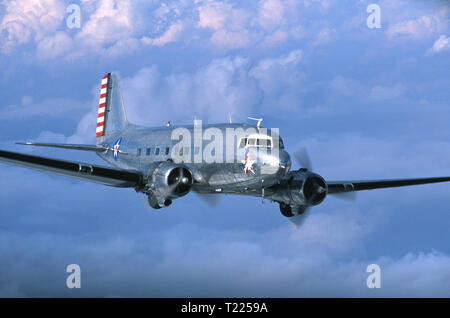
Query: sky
[{"left": 0, "top": 0, "right": 449, "bottom": 297}]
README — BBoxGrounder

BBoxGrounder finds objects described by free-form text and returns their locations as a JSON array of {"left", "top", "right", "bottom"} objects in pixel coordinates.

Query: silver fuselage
[{"left": 98, "top": 123, "right": 292, "bottom": 195}]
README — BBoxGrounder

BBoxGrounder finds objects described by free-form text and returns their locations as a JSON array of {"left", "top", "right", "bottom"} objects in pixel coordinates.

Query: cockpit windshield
[{"left": 239, "top": 135, "right": 273, "bottom": 149}]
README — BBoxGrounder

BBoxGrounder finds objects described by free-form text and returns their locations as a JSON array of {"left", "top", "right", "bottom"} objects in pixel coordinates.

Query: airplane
[{"left": 1, "top": 72, "right": 450, "bottom": 227}]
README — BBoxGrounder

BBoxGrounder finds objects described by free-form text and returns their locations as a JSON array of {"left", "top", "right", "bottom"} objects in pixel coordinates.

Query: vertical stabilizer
[{"left": 96, "top": 73, "right": 128, "bottom": 141}]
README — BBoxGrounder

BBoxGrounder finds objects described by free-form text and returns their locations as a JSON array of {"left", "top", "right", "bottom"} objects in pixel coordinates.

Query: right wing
[
  {"left": 327, "top": 177, "right": 450, "bottom": 194},
  {"left": 0, "top": 149, "right": 143, "bottom": 188}
]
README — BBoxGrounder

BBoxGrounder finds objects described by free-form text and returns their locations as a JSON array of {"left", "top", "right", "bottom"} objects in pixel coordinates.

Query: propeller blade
[
  {"left": 141, "top": 195, "right": 154, "bottom": 211},
  {"left": 195, "top": 193, "right": 222, "bottom": 208},
  {"left": 287, "top": 206, "right": 310, "bottom": 229},
  {"left": 329, "top": 192, "right": 357, "bottom": 201},
  {"left": 293, "top": 147, "right": 312, "bottom": 170}
]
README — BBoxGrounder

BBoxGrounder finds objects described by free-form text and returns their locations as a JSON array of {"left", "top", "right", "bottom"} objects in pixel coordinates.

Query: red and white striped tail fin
[{"left": 96, "top": 73, "right": 110, "bottom": 138}]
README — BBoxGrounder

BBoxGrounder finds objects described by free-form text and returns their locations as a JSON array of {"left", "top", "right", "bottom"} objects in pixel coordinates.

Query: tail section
[{"left": 96, "top": 73, "right": 128, "bottom": 140}]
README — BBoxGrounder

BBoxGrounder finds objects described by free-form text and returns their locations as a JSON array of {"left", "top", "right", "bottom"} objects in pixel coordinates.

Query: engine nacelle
[
  {"left": 269, "top": 170, "right": 327, "bottom": 210},
  {"left": 300, "top": 172, "right": 327, "bottom": 206},
  {"left": 145, "top": 161, "right": 193, "bottom": 209}
]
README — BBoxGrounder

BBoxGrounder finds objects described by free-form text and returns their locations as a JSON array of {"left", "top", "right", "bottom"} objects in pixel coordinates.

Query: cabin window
[
  {"left": 248, "top": 138, "right": 256, "bottom": 146},
  {"left": 137, "top": 148, "right": 141, "bottom": 156},
  {"left": 184, "top": 147, "right": 190, "bottom": 156},
  {"left": 146, "top": 148, "right": 151, "bottom": 156},
  {"left": 194, "top": 146, "right": 200, "bottom": 155},
  {"left": 155, "top": 147, "right": 160, "bottom": 155},
  {"left": 165, "top": 147, "right": 170, "bottom": 155}
]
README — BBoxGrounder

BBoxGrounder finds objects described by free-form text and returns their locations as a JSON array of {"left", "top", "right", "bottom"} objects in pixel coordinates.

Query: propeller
[
  {"left": 142, "top": 195, "right": 153, "bottom": 212},
  {"left": 287, "top": 206, "right": 310, "bottom": 229},
  {"left": 195, "top": 193, "right": 222, "bottom": 208},
  {"left": 330, "top": 191, "right": 357, "bottom": 201},
  {"left": 293, "top": 146, "right": 356, "bottom": 201},
  {"left": 293, "top": 147, "right": 312, "bottom": 170},
  {"left": 286, "top": 147, "right": 357, "bottom": 228}
]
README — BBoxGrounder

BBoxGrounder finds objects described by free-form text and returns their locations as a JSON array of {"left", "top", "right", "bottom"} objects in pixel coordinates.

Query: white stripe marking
[
  {"left": 101, "top": 78, "right": 108, "bottom": 85},
  {"left": 100, "top": 88, "right": 107, "bottom": 95},
  {"left": 96, "top": 126, "right": 103, "bottom": 133},
  {"left": 99, "top": 97, "right": 106, "bottom": 104},
  {"left": 98, "top": 106, "right": 105, "bottom": 114},
  {"left": 97, "top": 116, "right": 104, "bottom": 123}
]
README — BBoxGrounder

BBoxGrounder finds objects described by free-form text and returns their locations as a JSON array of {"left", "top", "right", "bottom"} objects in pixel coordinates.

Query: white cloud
[
  {"left": 36, "top": 31, "right": 73, "bottom": 59},
  {"left": 76, "top": 0, "right": 134, "bottom": 47},
  {"left": 0, "top": 0, "right": 65, "bottom": 52},
  {"left": 120, "top": 57, "right": 259, "bottom": 126},
  {"left": 0, "top": 0, "right": 338, "bottom": 58},
  {"left": 197, "top": 1, "right": 251, "bottom": 49},
  {"left": 386, "top": 11, "right": 449, "bottom": 40},
  {"left": 30, "top": 49, "right": 306, "bottom": 144},
  {"left": 197, "top": 2, "right": 228, "bottom": 30},
  {"left": 258, "top": 0, "right": 286, "bottom": 30},
  {"left": 0, "top": 0, "right": 184, "bottom": 58},
  {"left": 0, "top": 97, "right": 90, "bottom": 120},
  {"left": 141, "top": 21, "right": 183, "bottom": 47},
  {"left": 428, "top": 34, "right": 450, "bottom": 54},
  {"left": 209, "top": 29, "right": 250, "bottom": 49}
]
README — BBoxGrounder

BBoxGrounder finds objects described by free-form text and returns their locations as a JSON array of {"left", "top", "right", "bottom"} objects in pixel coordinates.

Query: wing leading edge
[
  {"left": 0, "top": 149, "right": 143, "bottom": 188},
  {"left": 327, "top": 177, "right": 450, "bottom": 194}
]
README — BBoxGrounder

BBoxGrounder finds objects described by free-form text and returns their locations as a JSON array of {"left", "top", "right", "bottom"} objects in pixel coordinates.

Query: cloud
[
  {"left": 0, "top": 187, "right": 449, "bottom": 297},
  {"left": 141, "top": 21, "right": 183, "bottom": 46},
  {"left": 0, "top": 0, "right": 65, "bottom": 52},
  {"left": 36, "top": 31, "right": 74, "bottom": 59},
  {"left": 428, "top": 34, "right": 450, "bottom": 54},
  {"left": 0, "top": 0, "right": 360, "bottom": 58},
  {"left": 120, "top": 57, "right": 259, "bottom": 126},
  {"left": 385, "top": 8, "right": 449, "bottom": 41},
  {"left": 369, "top": 83, "right": 406, "bottom": 101},
  {"left": 197, "top": 1, "right": 228, "bottom": 30},
  {"left": 0, "top": 0, "right": 180, "bottom": 58},
  {"left": 196, "top": 1, "right": 252, "bottom": 49},
  {"left": 313, "top": 27, "right": 336, "bottom": 46},
  {"left": 1, "top": 1, "right": 450, "bottom": 297},
  {"left": 19, "top": 49, "right": 307, "bottom": 144},
  {"left": 257, "top": 0, "right": 286, "bottom": 30},
  {"left": 0, "top": 97, "right": 90, "bottom": 120}
]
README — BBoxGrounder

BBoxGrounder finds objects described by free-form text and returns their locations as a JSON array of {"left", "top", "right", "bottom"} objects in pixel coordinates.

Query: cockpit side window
[
  {"left": 279, "top": 138, "right": 284, "bottom": 149},
  {"left": 239, "top": 138, "right": 247, "bottom": 149}
]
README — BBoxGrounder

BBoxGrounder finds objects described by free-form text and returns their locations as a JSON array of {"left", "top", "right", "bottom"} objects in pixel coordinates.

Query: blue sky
[{"left": 0, "top": 0, "right": 449, "bottom": 297}]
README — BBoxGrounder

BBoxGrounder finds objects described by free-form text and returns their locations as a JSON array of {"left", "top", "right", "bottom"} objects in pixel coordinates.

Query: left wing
[
  {"left": 327, "top": 177, "right": 450, "bottom": 194},
  {"left": 0, "top": 149, "right": 143, "bottom": 188},
  {"left": 15, "top": 142, "right": 129, "bottom": 154}
]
